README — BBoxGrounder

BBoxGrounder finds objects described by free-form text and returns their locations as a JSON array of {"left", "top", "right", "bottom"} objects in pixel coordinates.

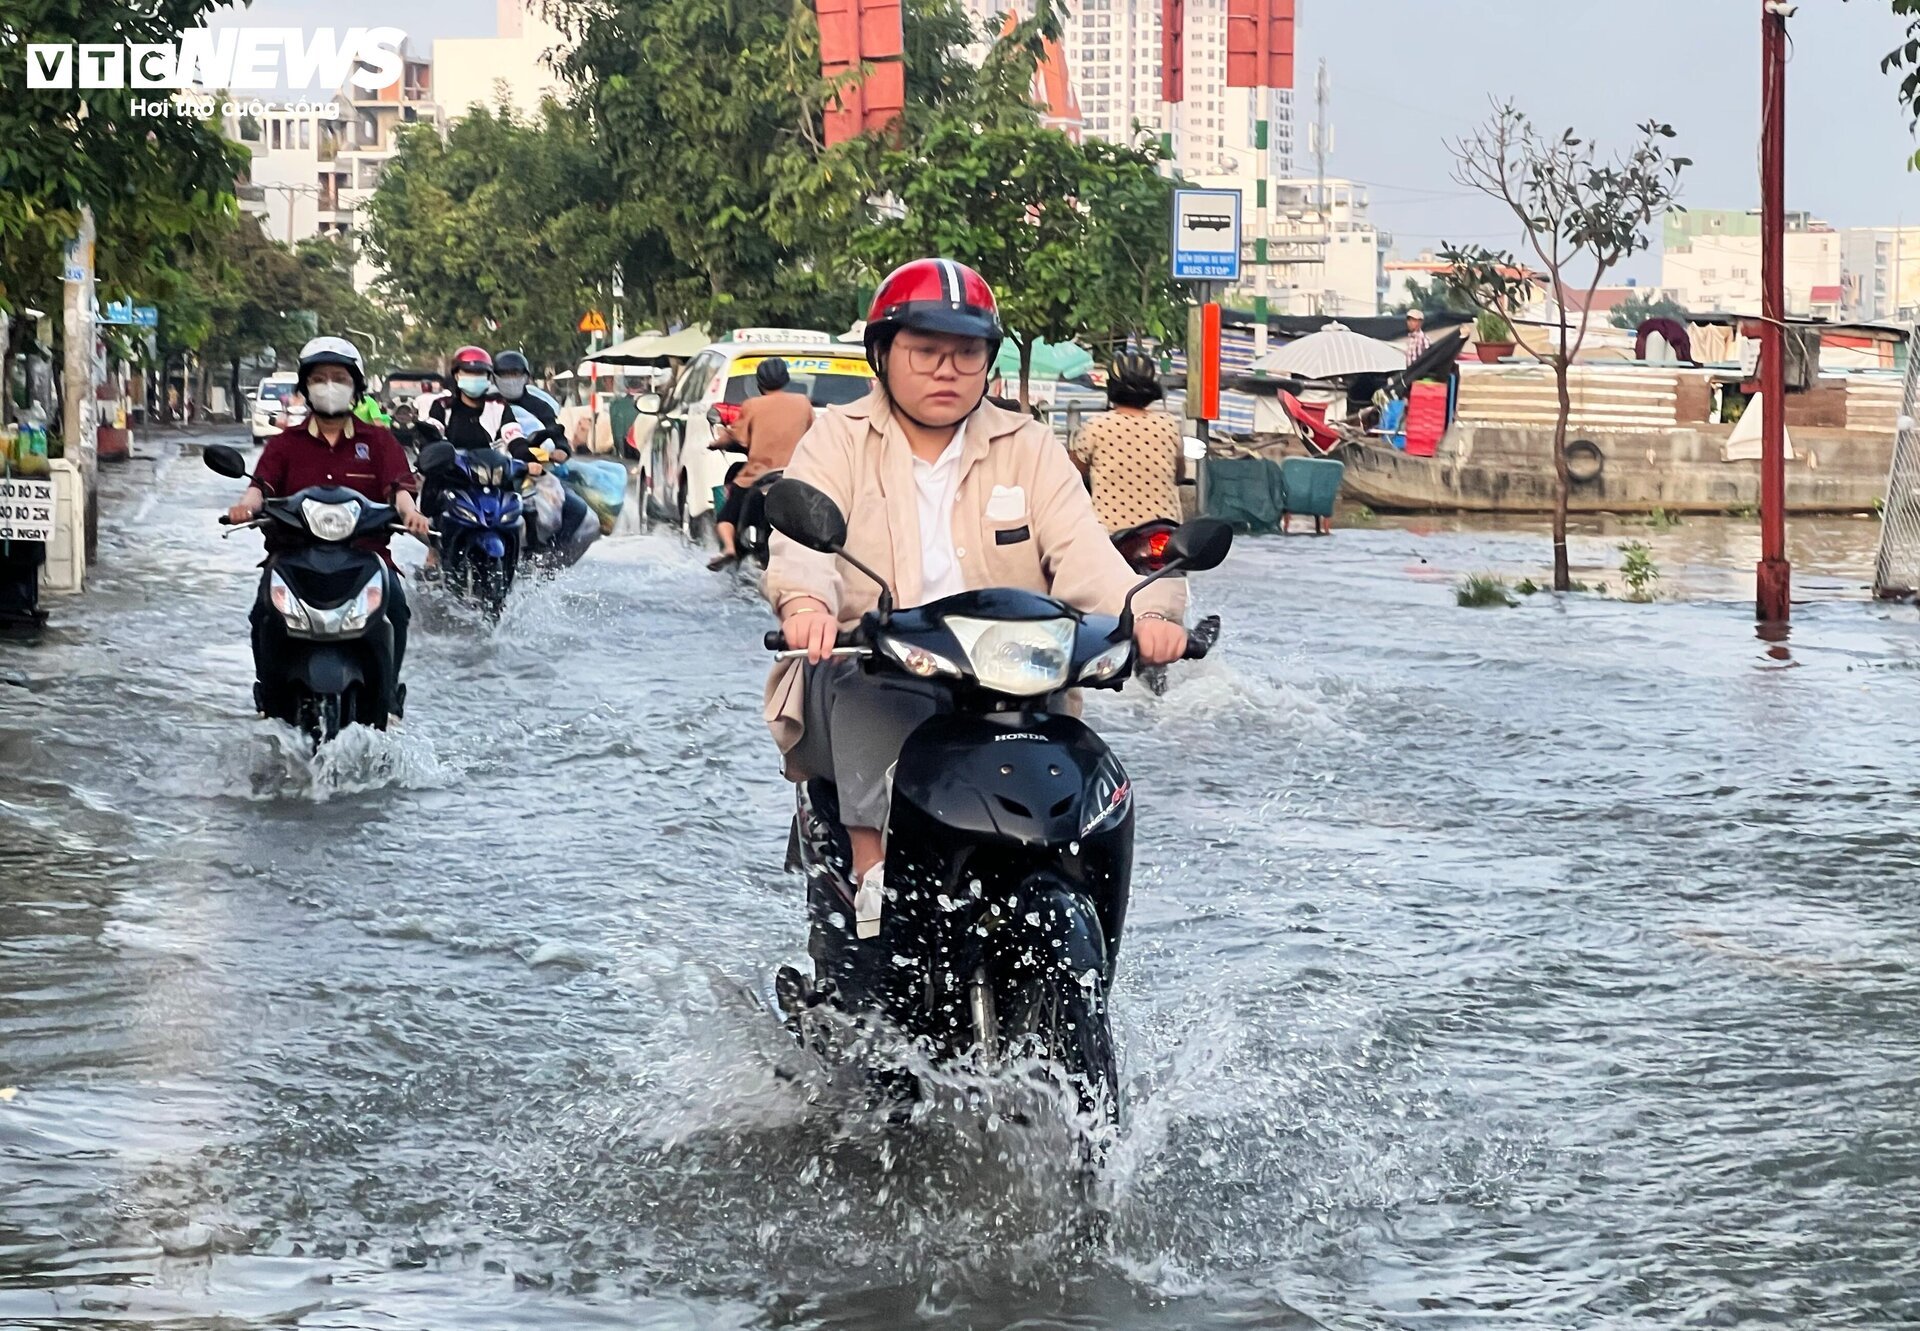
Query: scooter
[
  {"left": 512, "top": 432, "right": 601, "bottom": 572},
  {"left": 204, "top": 444, "right": 410, "bottom": 746},
  {"left": 416, "top": 429, "right": 524, "bottom": 621},
  {"left": 761, "top": 478, "right": 1232, "bottom": 1130}
]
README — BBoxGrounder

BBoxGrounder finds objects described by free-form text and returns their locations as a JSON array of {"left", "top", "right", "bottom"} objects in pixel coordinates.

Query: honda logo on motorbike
[{"left": 26, "top": 27, "right": 407, "bottom": 91}]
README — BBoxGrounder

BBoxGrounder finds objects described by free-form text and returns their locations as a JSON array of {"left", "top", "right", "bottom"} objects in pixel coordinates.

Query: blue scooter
[{"left": 417, "top": 435, "right": 524, "bottom": 621}]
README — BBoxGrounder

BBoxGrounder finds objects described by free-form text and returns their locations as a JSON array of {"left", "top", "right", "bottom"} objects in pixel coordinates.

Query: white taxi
[{"left": 636, "top": 329, "right": 874, "bottom": 540}]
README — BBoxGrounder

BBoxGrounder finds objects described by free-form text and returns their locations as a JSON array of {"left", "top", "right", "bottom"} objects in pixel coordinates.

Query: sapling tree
[{"left": 1440, "top": 101, "right": 1687, "bottom": 591}]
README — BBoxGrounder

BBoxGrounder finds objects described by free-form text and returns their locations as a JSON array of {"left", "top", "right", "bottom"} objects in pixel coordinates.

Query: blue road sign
[{"left": 1172, "top": 189, "right": 1243, "bottom": 283}]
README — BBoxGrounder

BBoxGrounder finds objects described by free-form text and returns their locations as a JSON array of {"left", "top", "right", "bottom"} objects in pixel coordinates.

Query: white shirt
[{"left": 911, "top": 415, "right": 969, "bottom": 605}]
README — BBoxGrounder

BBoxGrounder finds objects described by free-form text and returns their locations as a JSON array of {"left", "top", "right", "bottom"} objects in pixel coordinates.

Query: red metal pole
[{"left": 1757, "top": 0, "right": 1791, "bottom": 622}]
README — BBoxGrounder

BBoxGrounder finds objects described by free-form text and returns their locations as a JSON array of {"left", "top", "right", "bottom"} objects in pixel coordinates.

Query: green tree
[
  {"left": 1389, "top": 275, "right": 1475, "bottom": 317},
  {"left": 1869, "top": 1, "right": 1920, "bottom": 162},
  {"left": 1443, "top": 101, "right": 1687, "bottom": 592},
  {"left": 364, "top": 101, "right": 626, "bottom": 374},
  {"left": 845, "top": 12, "right": 1183, "bottom": 403},
  {"left": 1607, "top": 290, "right": 1689, "bottom": 329}
]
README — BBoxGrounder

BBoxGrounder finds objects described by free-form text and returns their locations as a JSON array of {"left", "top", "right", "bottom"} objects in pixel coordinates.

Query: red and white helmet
[{"left": 863, "top": 258, "right": 1003, "bottom": 370}]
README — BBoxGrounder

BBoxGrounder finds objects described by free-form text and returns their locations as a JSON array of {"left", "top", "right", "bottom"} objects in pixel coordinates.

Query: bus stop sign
[{"left": 1172, "top": 189, "right": 1242, "bottom": 283}]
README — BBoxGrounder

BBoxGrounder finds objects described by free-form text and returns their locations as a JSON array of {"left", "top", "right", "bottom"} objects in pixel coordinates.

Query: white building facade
[
  {"left": 1659, "top": 209, "right": 1842, "bottom": 319},
  {"left": 433, "top": 0, "right": 570, "bottom": 121},
  {"left": 1840, "top": 226, "right": 1920, "bottom": 323}
]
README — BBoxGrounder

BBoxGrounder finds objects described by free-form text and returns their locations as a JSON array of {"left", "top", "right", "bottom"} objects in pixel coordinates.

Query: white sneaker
[{"left": 854, "top": 862, "right": 886, "bottom": 939}]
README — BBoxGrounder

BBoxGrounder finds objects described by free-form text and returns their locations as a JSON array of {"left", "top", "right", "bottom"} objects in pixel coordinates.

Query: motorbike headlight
[
  {"left": 1078, "top": 638, "right": 1134, "bottom": 683},
  {"left": 267, "top": 570, "right": 312, "bottom": 632},
  {"left": 880, "top": 636, "right": 962, "bottom": 679},
  {"left": 944, "top": 616, "right": 1075, "bottom": 697},
  {"left": 300, "top": 498, "right": 362, "bottom": 542}
]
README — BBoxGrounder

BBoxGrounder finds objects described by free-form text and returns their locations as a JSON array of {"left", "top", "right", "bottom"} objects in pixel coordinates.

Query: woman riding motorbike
[
  {"left": 1070, "top": 350, "right": 1183, "bottom": 534},
  {"left": 764, "top": 258, "right": 1188, "bottom": 911}
]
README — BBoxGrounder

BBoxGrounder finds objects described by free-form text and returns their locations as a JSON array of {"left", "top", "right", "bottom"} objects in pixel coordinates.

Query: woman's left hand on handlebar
[
  {"left": 402, "top": 509, "right": 433, "bottom": 538},
  {"left": 1133, "top": 615, "right": 1188, "bottom": 666}
]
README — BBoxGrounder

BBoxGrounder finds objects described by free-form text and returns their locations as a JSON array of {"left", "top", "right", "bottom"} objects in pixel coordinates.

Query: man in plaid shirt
[{"left": 1405, "top": 309, "right": 1432, "bottom": 365}]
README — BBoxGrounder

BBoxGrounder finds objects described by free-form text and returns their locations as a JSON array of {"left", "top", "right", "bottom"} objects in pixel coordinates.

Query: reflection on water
[{"left": 4, "top": 450, "right": 1920, "bottom": 1329}]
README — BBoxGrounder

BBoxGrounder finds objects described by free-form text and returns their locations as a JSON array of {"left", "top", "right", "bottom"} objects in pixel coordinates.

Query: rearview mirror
[
  {"left": 416, "top": 440, "right": 456, "bottom": 475},
  {"left": 1165, "top": 517, "right": 1232, "bottom": 572},
  {"left": 636, "top": 393, "right": 663, "bottom": 414},
  {"left": 203, "top": 443, "right": 248, "bottom": 479},
  {"left": 765, "top": 478, "right": 847, "bottom": 553}
]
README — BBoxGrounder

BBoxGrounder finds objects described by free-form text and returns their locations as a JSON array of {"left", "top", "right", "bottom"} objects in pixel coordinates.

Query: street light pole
[{"left": 1756, "top": 0, "right": 1791, "bottom": 623}]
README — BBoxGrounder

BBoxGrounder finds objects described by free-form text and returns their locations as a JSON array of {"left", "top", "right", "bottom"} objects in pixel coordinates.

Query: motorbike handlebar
[{"left": 763, "top": 625, "right": 863, "bottom": 651}]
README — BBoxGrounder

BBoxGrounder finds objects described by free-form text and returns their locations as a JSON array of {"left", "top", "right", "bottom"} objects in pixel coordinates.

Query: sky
[{"left": 215, "top": 0, "right": 1920, "bottom": 281}]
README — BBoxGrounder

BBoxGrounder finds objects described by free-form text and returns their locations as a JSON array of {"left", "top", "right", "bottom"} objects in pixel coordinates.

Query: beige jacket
[{"left": 763, "top": 391, "right": 1183, "bottom": 764}]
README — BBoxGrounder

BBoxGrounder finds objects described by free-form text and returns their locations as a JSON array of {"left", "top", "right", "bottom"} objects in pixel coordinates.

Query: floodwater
[{"left": 5, "top": 438, "right": 1920, "bottom": 1329}]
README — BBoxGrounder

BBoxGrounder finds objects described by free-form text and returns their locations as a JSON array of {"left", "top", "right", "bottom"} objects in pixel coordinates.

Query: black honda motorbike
[
  {"left": 205, "top": 444, "right": 407, "bottom": 746},
  {"left": 762, "top": 479, "right": 1231, "bottom": 1127}
]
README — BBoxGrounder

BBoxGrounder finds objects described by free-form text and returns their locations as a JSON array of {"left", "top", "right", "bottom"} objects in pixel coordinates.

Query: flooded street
[{"left": 6, "top": 438, "right": 1920, "bottom": 1329}]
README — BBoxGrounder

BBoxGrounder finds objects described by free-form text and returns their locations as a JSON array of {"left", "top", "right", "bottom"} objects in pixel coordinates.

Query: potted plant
[{"left": 1474, "top": 309, "right": 1517, "bottom": 362}]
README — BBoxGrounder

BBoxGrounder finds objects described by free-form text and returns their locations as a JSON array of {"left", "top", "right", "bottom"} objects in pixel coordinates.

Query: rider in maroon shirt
[{"left": 225, "top": 337, "right": 431, "bottom": 713}]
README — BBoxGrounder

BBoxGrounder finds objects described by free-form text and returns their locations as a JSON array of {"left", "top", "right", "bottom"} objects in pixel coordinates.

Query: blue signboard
[
  {"left": 101, "top": 299, "right": 134, "bottom": 325},
  {"left": 1171, "top": 188, "right": 1243, "bottom": 283},
  {"left": 133, "top": 306, "right": 158, "bottom": 328}
]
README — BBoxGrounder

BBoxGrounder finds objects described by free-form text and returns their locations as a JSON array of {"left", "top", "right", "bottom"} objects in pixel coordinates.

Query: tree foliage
[
  {"left": 843, "top": 12, "right": 1183, "bottom": 401},
  {"left": 0, "top": 0, "right": 244, "bottom": 316},
  {"left": 1868, "top": 0, "right": 1920, "bottom": 164},
  {"left": 1389, "top": 275, "right": 1475, "bottom": 317},
  {"left": 364, "top": 102, "right": 627, "bottom": 373},
  {"left": 1608, "top": 290, "right": 1689, "bottom": 330},
  {"left": 1443, "top": 100, "right": 1687, "bottom": 591}
]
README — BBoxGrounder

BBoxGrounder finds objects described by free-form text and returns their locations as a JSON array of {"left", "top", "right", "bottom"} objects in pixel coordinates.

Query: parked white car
[
  {"left": 636, "top": 330, "right": 874, "bottom": 541},
  {"left": 249, "top": 372, "right": 300, "bottom": 440}
]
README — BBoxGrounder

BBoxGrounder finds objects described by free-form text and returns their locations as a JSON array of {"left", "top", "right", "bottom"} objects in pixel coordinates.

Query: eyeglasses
[{"left": 900, "top": 342, "right": 990, "bottom": 376}]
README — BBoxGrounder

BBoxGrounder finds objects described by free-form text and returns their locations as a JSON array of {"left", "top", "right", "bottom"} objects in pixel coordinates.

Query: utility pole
[
  {"left": 1757, "top": 0, "right": 1791, "bottom": 623},
  {"left": 1311, "top": 58, "right": 1331, "bottom": 315},
  {"left": 62, "top": 206, "right": 98, "bottom": 563}
]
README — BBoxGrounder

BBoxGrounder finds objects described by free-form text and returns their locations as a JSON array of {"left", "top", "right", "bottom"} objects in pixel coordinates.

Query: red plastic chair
[{"left": 1278, "top": 391, "right": 1345, "bottom": 457}]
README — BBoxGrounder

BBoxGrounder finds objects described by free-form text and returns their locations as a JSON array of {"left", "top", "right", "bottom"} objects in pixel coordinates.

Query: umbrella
[
  {"left": 1248, "top": 321, "right": 1405, "bottom": 379},
  {"left": 994, "top": 339, "right": 1095, "bottom": 383},
  {"left": 585, "top": 326, "right": 713, "bottom": 367}
]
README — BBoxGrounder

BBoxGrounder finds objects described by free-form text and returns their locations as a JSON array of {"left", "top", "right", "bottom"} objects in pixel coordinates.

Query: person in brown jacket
[
  {"left": 709, "top": 357, "right": 816, "bottom": 567},
  {"left": 765, "top": 258, "right": 1187, "bottom": 910}
]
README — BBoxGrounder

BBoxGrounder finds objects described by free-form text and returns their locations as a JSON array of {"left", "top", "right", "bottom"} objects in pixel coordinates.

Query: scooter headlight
[
  {"left": 944, "top": 616, "right": 1075, "bottom": 697},
  {"left": 268, "top": 570, "right": 311, "bottom": 632},
  {"left": 300, "top": 498, "right": 362, "bottom": 542},
  {"left": 1077, "top": 638, "right": 1134, "bottom": 683}
]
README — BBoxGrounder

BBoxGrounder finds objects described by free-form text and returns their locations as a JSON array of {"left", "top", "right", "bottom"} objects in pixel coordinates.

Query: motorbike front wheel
[
  {"left": 998, "top": 967, "right": 1120, "bottom": 1129},
  {"left": 296, "top": 691, "right": 344, "bottom": 748}
]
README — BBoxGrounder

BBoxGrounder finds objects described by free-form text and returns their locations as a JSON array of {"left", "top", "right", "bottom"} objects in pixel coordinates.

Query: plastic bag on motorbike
[
  {"left": 527, "top": 471, "right": 568, "bottom": 537},
  {"left": 556, "top": 459, "right": 628, "bottom": 535}
]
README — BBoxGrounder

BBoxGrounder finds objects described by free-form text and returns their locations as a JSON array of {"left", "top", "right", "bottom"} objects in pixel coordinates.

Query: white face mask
[
  {"left": 457, "top": 374, "right": 492, "bottom": 398},
  {"left": 307, "top": 381, "right": 355, "bottom": 416}
]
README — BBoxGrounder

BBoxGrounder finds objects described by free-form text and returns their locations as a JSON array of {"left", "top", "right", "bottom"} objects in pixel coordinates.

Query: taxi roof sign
[{"left": 722, "top": 327, "right": 836, "bottom": 344}]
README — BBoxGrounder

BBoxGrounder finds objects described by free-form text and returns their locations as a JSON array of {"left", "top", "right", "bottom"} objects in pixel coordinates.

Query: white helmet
[{"left": 297, "top": 335, "right": 366, "bottom": 396}]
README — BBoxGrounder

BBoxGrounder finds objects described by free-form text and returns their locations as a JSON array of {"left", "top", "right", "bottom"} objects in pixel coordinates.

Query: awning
[
  {"left": 583, "top": 326, "right": 713, "bottom": 367},
  {"left": 995, "top": 339, "right": 1095, "bottom": 383}
]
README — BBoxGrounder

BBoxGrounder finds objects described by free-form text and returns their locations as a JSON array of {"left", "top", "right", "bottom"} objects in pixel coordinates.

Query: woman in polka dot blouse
[{"left": 1070, "top": 350, "right": 1184, "bottom": 532}]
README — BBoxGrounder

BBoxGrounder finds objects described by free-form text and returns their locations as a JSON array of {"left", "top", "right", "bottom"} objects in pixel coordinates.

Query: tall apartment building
[{"left": 965, "top": 0, "right": 1291, "bottom": 178}]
